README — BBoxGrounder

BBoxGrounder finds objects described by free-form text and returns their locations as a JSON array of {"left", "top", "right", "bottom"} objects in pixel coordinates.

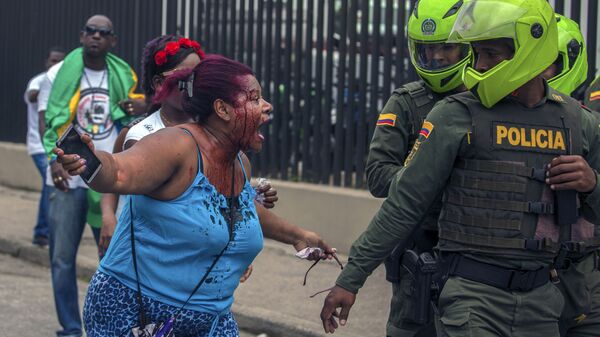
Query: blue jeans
[
  {"left": 31, "top": 153, "right": 50, "bottom": 239},
  {"left": 48, "top": 187, "right": 100, "bottom": 337}
]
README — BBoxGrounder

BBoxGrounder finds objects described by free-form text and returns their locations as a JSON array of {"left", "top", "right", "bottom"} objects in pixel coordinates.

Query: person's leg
[
  {"left": 212, "top": 312, "right": 240, "bottom": 337},
  {"left": 48, "top": 187, "right": 88, "bottom": 337},
  {"left": 437, "top": 276, "right": 563, "bottom": 337},
  {"left": 83, "top": 272, "right": 140, "bottom": 337},
  {"left": 31, "top": 154, "right": 50, "bottom": 243},
  {"left": 562, "top": 252, "right": 600, "bottom": 337}
]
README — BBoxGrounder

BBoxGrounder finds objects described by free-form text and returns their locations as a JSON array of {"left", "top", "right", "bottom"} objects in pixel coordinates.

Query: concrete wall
[
  {"left": 0, "top": 141, "right": 384, "bottom": 253},
  {"left": 0, "top": 143, "right": 43, "bottom": 191}
]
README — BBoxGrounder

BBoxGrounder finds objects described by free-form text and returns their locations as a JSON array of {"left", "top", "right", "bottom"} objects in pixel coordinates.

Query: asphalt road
[{"left": 0, "top": 253, "right": 260, "bottom": 337}]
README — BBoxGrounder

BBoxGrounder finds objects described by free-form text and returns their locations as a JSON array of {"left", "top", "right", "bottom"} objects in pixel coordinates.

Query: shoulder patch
[
  {"left": 551, "top": 93, "right": 565, "bottom": 103},
  {"left": 377, "top": 113, "right": 396, "bottom": 127},
  {"left": 589, "top": 91, "right": 600, "bottom": 102},
  {"left": 419, "top": 120, "right": 434, "bottom": 139}
]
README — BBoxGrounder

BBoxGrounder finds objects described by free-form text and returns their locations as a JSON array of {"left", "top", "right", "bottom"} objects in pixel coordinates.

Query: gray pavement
[{"left": 0, "top": 185, "right": 390, "bottom": 337}]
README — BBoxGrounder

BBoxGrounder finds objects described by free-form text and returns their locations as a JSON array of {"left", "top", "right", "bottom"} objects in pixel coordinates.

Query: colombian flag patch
[
  {"left": 377, "top": 113, "right": 396, "bottom": 127},
  {"left": 590, "top": 91, "right": 600, "bottom": 101},
  {"left": 419, "top": 121, "right": 434, "bottom": 139}
]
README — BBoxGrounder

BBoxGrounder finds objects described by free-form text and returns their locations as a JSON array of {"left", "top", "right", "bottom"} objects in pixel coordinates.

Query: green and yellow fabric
[{"left": 43, "top": 47, "right": 144, "bottom": 157}]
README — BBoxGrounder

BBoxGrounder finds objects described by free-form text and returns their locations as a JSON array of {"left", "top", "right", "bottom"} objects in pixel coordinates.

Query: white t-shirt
[
  {"left": 41, "top": 61, "right": 118, "bottom": 188},
  {"left": 123, "top": 110, "right": 165, "bottom": 150},
  {"left": 24, "top": 73, "right": 46, "bottom": 155}
]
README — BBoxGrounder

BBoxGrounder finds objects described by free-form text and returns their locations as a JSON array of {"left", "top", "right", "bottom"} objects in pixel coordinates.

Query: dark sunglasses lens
[{"left": 84, "top": 26, "right": 112, "bottom": 36}]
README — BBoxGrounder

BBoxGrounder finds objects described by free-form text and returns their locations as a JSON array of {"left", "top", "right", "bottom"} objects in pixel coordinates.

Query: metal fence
[{"left": 1, "top": 0, "right": 599, "bottom": 188}]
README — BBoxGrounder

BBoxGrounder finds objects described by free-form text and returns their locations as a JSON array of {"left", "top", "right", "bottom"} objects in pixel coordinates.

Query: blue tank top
[{"left": 99, "top": 144, "right": 263, "bottom": 314}]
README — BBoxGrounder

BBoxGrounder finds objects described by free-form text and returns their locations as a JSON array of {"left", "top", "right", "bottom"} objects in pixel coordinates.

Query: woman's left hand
[{"left": 294, "top": 230, "right": 336, "bottom": 261}]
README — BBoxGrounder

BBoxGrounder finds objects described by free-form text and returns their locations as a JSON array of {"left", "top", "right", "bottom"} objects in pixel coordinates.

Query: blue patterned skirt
[{"left": 83, "top": 271, "right": 240, "bottom": 337}]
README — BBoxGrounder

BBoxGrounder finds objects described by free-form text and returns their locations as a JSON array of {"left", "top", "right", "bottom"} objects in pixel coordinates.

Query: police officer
[
  {"left": 543, "top": 15, "right": 600, "bottom": 337},
  {"left": 320, "top": 1, "right": 600, "bottom": 336},
  {"left": 543, "top": 14, "right": 588, "bottom": 98},
  {"left": 365, "top": 0, "right": 470, "bottom": 335}
]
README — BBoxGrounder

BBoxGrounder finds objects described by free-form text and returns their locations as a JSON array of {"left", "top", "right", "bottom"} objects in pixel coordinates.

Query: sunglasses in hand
[{"left": 296, "top": 247, "right": 344, "bottom": 286}]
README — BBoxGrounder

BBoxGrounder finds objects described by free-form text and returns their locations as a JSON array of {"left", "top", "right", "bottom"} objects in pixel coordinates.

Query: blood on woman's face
[{"left": 230, "top": 75, "right": 272, "bottom": 152}]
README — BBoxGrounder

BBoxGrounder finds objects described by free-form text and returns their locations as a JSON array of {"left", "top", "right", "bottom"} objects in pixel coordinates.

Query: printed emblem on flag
[
  {"left": 590, "top": 91, "right": 600, "bottom": 101},
  {"left": 377, "top": 113, "right": 396, "bottom": 127},
  {"left": 419, "top": 121, "right": 434, "bottom": 139}
]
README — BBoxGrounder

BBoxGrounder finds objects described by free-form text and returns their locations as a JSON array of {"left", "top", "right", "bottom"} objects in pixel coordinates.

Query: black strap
[
  {"left": 445, "top": 194, "right": 555, "bottom": 215},
  {"left": 176, "top": 160, "right": 237, "bottom": 316},
  {"left": 439, "top": 228, "right": 559, "bottom": 252},
  {"left": 442, "top": 211, "right": 522, "bottom": 230},
  {"left": 444, "top": 253, "right": 550, "bottom": 292},
  {"left": 455, "top": 159, "right": 547, "bottom": 182},
  {"left": 403, "top": 81, "right": 432, "bottom": 108},
  {"left": 129, "top": 200, "right": 147, "bottom": 327},
  {"left": 449, "top": 174, "right": 527, "bottom": 193},
  {"left": 130, "top": 156, "right": 237, "bottom": 326}
]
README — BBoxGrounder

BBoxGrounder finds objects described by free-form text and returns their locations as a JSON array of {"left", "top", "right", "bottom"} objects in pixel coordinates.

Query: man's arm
[
  {"left": 320, "top": 102, "right": 470, "bottom": 333},
  {"left": 365, "top": 94, "right": 413, "bottom": 198},
  {"left": 338, "top": 102, "right": 470, "bottom": 293},
  {"left": 27, "top": 90, "right": 39, "bottom": 104},
  {"left": 577, "top": 108, "right": 600, "bottom": 222}
]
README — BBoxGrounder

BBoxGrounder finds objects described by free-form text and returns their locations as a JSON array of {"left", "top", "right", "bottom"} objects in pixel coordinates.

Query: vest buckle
[
  {"left": 525, "top": 239, "right": 543, "bottom": 251},
  {"left": 530, "top": 168, "right": 547, "bottom": 182},
  {"left": 563, "top": 241, "right": 584, "bottom": 253}
]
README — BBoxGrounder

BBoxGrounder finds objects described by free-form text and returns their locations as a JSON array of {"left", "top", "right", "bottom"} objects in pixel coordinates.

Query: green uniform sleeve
[
  {"left": 580, "top": 107, "right": 600, "bottom": 222},
  {"left": 336, "top": 101, "right": 471, "bottom": 293},
  {"left": 365, "top": 94, "right": 413, "bottom": 198}
]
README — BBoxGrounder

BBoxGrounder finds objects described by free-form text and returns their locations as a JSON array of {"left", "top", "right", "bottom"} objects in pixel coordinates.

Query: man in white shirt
[
  {"left": 38, "top": 15, "right": 144, "bottom": 337},
  {"left": 24, "top": 47, "right": 65, "bottom": 247}
]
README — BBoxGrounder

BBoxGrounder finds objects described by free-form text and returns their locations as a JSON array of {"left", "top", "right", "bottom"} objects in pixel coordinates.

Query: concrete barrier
[
  {"left": 0, "top": 142, "right": 42, "bottom": 191},
  {"left": 0, "top": 141, "right": 383, "bottom": 253}
]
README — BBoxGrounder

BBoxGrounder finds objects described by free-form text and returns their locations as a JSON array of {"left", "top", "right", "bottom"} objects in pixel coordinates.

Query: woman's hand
[
  {"left": 256, "top": 183, "right": 278, "bottom": 209},
  {"left": 99, "top": 212, "right": 117, "bottom": 257},
  {"left": 119, "top": 98, "right": 147, "bottom": 116},
  {"left": 254, "top": 178, "right": 279, "bottom": 209},
  {"left": 53, "top": 134, "right": 95, "bottom": 176},
  {"left": 50, "top": 161, "right": 71, "bottom": 192},
  {"left": 294, "top": 230, "right": 336, "bottom": 261}
]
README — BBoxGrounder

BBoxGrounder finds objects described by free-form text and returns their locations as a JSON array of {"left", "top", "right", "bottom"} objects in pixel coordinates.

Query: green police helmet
[
  {"left": 407, "top": 0, "right": 472, "bottom": 93},
  {"left": 447, "top": 0, "right": 558, "bottom": 108},
  {"left": 548, "top": 14, "right": 588, "bottom": 95}
]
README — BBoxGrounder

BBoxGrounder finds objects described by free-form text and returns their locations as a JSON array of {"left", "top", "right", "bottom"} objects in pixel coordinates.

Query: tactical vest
[
  {"left": 438, "top": 91, "right": 597, "bottom": 259},
  {"left": 393, "top": 81, "right": 441, "bottom": 231},
  {"left": 393, "top": 81, "right": 439, "bottom": 151}
]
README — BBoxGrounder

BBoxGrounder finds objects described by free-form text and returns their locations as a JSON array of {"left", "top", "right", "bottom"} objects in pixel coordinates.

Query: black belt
[{"left": 444, "top": 254, "right": 550, "bottom": 292}]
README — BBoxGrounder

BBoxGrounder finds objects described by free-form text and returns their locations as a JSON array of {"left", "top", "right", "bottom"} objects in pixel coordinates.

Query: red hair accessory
[
  {"left": 164, "top": 41, "right": 180, "bottom": 55},
  {"left": 154, "top": 37, "right": 205, "bottom": 66},
  {"left": 154, "top": 51, "right": 168, "bottom": 66}
]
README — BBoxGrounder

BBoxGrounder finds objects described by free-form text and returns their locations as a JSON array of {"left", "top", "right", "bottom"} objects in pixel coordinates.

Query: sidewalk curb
[{"left": 0, "top": 235, "right": 359, "bottom": 337}]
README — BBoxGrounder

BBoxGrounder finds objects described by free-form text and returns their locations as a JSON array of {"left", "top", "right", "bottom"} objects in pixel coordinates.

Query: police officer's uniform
[
  {"left": 338, "top": 86, "right": 600, "bottom": 337},
  {"left": 366, "top": 80, "right": 448, "bottom": 337}
]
